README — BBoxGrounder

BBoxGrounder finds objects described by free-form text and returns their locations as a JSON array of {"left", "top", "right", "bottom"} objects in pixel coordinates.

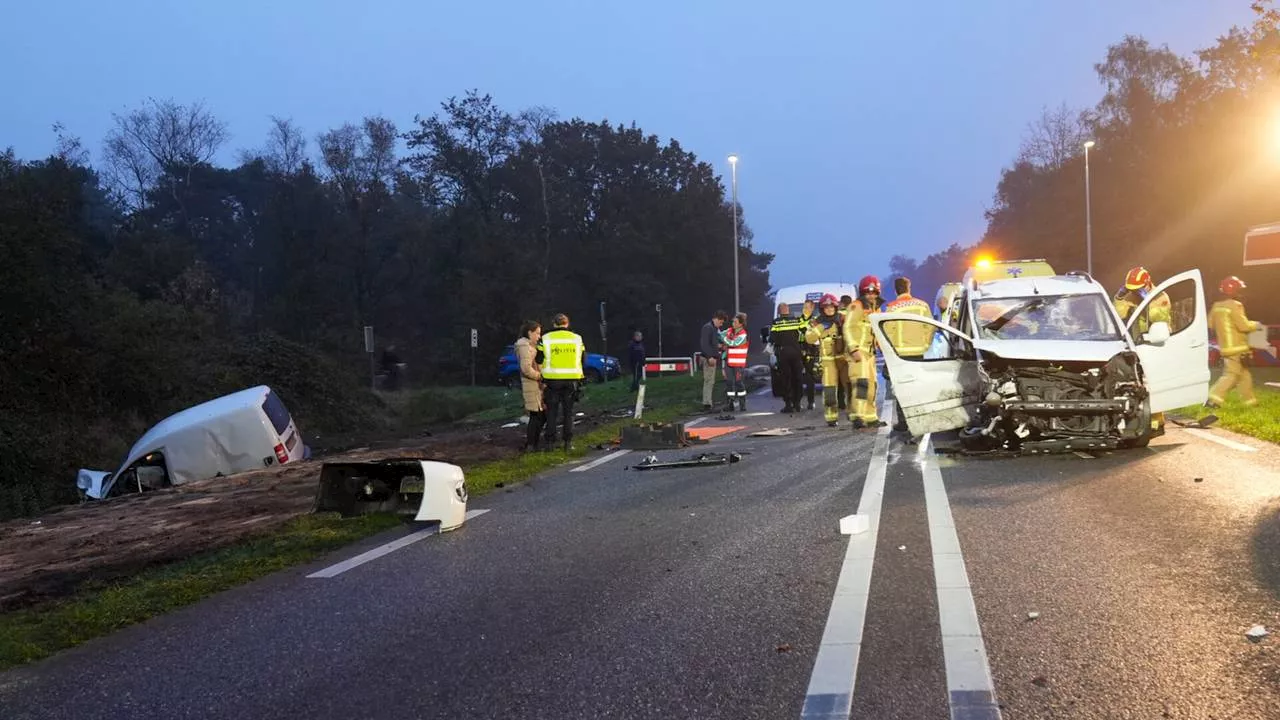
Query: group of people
[
  {"left": 513, "top": 313, "right": 587, "bottom": 453},
  {"left": 765, "top": 275, "right": 933, "bottom": 429},
  {"left": 699, "top": 311, "right": 753, "bottom": 412}
]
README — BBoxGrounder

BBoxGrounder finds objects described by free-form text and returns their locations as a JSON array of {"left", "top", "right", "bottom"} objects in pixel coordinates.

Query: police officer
[
  {"left": 769, "top": 303, "right": 807, "bottom": 413},
  {"left": 797, "top": 299, "right": 818, "bottom": 410},
  {"left": 537, "top": 313, "right": 586, "bottom": 452}
]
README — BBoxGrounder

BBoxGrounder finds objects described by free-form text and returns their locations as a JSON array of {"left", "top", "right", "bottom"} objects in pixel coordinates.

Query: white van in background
[{"left": 77, "top": 385, "right": 310, "bottom": 500}]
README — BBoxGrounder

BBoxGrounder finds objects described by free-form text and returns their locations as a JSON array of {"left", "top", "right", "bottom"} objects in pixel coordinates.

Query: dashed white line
[
  {"left": 569, "top": 449, "right": 633, "bottom": 473},
  {"left": 800, "top": 400, "right": 893, "bottom": 720},
  {"left": 1182, "top": 427, "right": 1258, "bottom": 453},
  {"left": 307, "top": 509, "right": 491, "bottom": 579},
  {"left": 684, "top": 416, "right": 709, "bottom": 428},
  {"left": 920, "top": 433, "right": 1003, "bottom": 719},
  {"left": 754, "top": 385, "right": 774, "bottom": 396}
]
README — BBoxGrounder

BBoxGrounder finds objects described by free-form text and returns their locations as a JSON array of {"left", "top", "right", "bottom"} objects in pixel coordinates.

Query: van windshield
[
  {"left": 261, "top": 392, "right": 293, "bottom": 435},
  {"left": 974, "top": 294, "right": 1122, "bottom": 341}
]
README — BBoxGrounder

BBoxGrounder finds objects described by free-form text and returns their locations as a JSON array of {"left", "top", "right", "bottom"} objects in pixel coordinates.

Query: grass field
[
  {"left": 0, "top": 373, "right": 704, "bottom": 672},
  {"left": 1176, "top": 366, "right": 1280, "bottom": 444}
]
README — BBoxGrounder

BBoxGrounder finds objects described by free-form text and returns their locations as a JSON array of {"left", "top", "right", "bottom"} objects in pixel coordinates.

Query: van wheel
[{"left": 1120, "top": 399, "right": 1153, "bottom": 449}]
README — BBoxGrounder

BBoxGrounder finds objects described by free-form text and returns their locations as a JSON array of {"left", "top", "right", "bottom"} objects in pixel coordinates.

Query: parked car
[
  {"left": 1208, "top": 324, "right": 1280, "bottom": 368},
  {"left": 873, "top": 269, "right": 1210, "bottom": 452},
  {"left": 497, "top": 345, "right": 621, "bottom": 387},
  {"left": 77, "top": 386, "right": 310, "bottom": 500}
]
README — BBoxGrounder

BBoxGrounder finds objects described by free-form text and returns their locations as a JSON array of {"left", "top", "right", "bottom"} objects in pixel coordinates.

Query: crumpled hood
[{"left": 974, "top": 339, "right": 1130, "bottom": 363}]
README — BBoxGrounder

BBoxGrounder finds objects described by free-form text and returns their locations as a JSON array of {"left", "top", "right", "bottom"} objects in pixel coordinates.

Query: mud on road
[{"left": 0, "top": 416, "right": 592, "bottom": 613}]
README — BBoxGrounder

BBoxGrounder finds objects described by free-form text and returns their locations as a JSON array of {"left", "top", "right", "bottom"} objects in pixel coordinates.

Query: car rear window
[{"left": 261, "top": 391, "right": 293, "bottom": 436}]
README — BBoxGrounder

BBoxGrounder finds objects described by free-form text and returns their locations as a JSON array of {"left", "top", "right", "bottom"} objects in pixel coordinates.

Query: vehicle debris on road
[
  {"left": 1027, "top": 611, "right": 1041, "bottom": 620},
  {"left": 839, "top": 514, "right": 870, "bottom": 535},
  {"left": 627, "top": 452, "right": 743, "bottom": 471},
  {"left": 1247, "top": 625, "right": 1269, "bottom": 641}
]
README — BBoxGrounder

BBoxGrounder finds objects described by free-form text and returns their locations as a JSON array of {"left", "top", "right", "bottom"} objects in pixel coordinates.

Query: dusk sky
[{"left": 0, "top": 1, "right": 1258, "bottom": 291}]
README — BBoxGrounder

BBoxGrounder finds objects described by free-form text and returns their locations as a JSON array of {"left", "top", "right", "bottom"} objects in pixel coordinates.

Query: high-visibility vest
[
  {"left": 882, "top": 295, "right": 934, "bottom": 356},
  {"left": 1211, "top": 299, "right": 1260, "bottom": 358},
  {"left": 723, "top": 327, "right": 749, "bottom": 367},
  {"left": 538, "top": 329, "right": 585, "bottom": 379}
]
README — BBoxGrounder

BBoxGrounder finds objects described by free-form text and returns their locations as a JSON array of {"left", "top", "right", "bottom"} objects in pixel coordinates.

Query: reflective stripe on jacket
[{"left": 723, "top": 327, "right": 749, "bottom": 367}]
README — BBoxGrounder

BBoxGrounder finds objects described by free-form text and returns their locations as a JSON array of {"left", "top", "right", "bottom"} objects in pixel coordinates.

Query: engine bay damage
[{"left": 959, "top": 351, "right": 1154, "bottom": 454}]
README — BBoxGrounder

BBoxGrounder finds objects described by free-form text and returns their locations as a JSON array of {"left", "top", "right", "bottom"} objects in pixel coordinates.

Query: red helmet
[
  {"left": 1220, "top": 275, "right": 1246, "bottom": 297},
  {"left": 859, "top": 275, "right": 881, "bottom": 295},
  {"left": 819, "top": 293, "right": 839, "bottom": 308},
  {"left": 1124, "top": 266, "right": 1153, "bottom": 291}
]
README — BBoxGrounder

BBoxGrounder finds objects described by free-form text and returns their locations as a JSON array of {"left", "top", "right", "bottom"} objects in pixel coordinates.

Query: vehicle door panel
[
  {"left": 1126, "top": 269, "right": 1209, "bottom": 412},
  {"left": 872, "top": 313, "right": 985, "bottom": 435}
]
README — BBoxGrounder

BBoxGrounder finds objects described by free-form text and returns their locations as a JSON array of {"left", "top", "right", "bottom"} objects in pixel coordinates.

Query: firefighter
[
  {"left": 857, "top": 274, "right": 886, "bottom": 405},
  {"left": 769, "top": 303, "right": 807, "bottom": 413},
  {"left": 1114, "top": 266, "right": 1171, "bottom": 332},
  {"left": 537, "top": 313, "right": 586, "bottom": 452},
  {"left": 843, "top": 291, "right": 883, "bottom": 428},
  {"left": 797, "top": 299, "right": 818, "bottom": 410},
  {"left": 882, "top": 277, "right": 934, "bottom": 432},
  {"left": 835, "top": 295, "right": 856, "bottom": 412},
  {"left": 1207, "top": 276, "right": 1263, "bottom": 409},
  {"left": 806, "top": 294, "right": 848, "bottom": 426}
]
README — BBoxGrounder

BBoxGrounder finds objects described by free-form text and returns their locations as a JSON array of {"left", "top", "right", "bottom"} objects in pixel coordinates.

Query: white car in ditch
[{"left": 871, "top": 269, "right": 1211, "bottom": 453}]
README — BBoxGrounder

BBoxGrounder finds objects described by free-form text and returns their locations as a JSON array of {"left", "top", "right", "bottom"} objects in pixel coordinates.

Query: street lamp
[
  {"left": 728, "top": 154, "right": 740, "bottom": 315},
  {"left": 1083, "top": 140, "right": 1095, "bottom": 277}
]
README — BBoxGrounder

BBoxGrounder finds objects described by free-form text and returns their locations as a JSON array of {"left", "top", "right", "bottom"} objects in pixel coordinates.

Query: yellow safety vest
[
  {"left": 538, "top": 329, "right": 585, "bottom": 379},
  {"left": 882, "top": 295, "right": 934, "bottom": 356},
  {"left": 1210, "top": 299, "right": 1260, "bottom": 358},
  {"left": 1115, "top": 292, "right": 1171, "bottom": 334}
]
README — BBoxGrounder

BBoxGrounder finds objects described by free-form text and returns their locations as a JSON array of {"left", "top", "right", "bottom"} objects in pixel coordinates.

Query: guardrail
[{"left": 644, "top": 356, "right": 696, "bottom": 377}]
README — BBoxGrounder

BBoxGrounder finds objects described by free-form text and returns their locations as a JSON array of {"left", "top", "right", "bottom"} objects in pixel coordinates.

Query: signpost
[
  {"left": 470, "top": 328, "right": 478, "bottom": 386},
  {"left": 599, "top": 301, "right": 608, "bottom": 354},
  {"left": 363, "top": 325, "right": 375, "bottom": 390},
  {"left": 1244, "top": 222, "right": 1280, "bottom": 266},
  {"left": 655, "top": 303, "right": 663, "bottom": 357}
]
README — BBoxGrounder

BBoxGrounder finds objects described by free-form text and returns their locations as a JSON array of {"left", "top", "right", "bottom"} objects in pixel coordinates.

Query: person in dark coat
[{"left": 628, "top": 331, "right": 647, "bottom": 392}]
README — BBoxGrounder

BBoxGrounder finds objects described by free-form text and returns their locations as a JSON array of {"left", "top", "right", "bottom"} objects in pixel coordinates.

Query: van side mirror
[{"left": 1144, "top": 321, "right": 1171, "bottom": 345}]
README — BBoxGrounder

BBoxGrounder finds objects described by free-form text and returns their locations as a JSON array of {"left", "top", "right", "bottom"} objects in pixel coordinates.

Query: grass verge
[
  {"left": 0, "top": 374, "right": 705, "bottom": 672},
  {"left": 1176, "top": 367, "right": 1280, "bottom": 444}
]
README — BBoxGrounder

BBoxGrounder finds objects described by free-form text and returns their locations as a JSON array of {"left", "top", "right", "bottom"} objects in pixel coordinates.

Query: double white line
[{"left": 801, "top": 414, "right": 1001, "bottom": 719}]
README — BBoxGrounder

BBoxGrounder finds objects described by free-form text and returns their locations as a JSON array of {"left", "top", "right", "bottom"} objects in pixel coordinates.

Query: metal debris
[
  {"left": 1247, "top": 625, "right": 1268, "bottom": 641},
  {"left": 628, "top": 452, "right": 743, "bottom": 471},
  {"left": 749, "top": 428, "right": 794, "bottom": 437}
]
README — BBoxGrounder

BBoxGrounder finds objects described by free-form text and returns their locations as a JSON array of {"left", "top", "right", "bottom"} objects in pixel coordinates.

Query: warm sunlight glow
[{"left": 975, "top": 258, "right": 993, "bottom": 268}]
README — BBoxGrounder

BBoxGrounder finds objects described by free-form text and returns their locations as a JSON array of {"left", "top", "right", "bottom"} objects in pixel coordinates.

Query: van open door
[
  {"left": 1124, "top": 269, "right": 1210, "bottom": 412},
  {"left": 871, "top": 314, "right": 986, "bottom": 435}
]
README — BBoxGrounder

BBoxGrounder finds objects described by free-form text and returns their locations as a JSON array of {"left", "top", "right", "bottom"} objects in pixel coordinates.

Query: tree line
[
  {"left": 891, "top": 1, "right": 1280, "bottom": 319},
  {"left": 0, "top": 91, "right": 772, "bottom": 517}
]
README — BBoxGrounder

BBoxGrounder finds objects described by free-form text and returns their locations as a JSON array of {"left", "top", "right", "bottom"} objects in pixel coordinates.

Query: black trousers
[
  {"left": 525, "top": 410, "right": 547, "bottom": 449},
  {"left": 776, "top": 345, "right": 805, "bottom": 409},
  {"left": 631, "top": 361, "right": 644, "bottom": 391},
  {"left": 543, "top": 380, "right": 578, "bottom": 444},
  {"left": 800, "top": 350, "right": 817, "bottom": 405}
]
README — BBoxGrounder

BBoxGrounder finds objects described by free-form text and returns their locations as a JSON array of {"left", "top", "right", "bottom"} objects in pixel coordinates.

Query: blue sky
[{"left": 0, "top": 1, "right": 1257, "bottom": 290}]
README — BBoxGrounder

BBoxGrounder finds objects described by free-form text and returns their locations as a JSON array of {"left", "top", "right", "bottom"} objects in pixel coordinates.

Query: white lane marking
[
  {"left": 920, "top": 433, "right": 1003, "bottom": 719},
  {"left": 569, "top": 449, "right": 633, "bottom": 473},
  {"left": 801, "top": 400, "right": 893, "bottom": 720},
  {"left": 307, "top": 509, "right": 491, "bottom": 579},
  {"left": 754, "top": 385, "right": 774, "bottom": 396},
  {"left": 684, "top": 416, "right": 709, "bottom": 428},
  {"left": 1183, "top": 427, "right": 1258, "bottom": 453},
  {"left": 740, "top": 411, "right": 775, "bottom": 417}
]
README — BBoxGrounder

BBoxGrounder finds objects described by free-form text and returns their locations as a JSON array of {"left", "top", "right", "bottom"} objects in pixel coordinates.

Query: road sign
[
  {"left": 470, "top": 328, "right": 478, "bottom": 348},
  {"left": 1245, "top": 222, "right": 1280, "bottom": 266},
  {"left": 363, "top": 326, "right": 374, "bottom": 353}
]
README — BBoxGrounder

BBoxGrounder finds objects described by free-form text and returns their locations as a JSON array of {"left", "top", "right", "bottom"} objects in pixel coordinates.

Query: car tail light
[{"left": 274, "top": 443, "right": 290, "bottom": 464}]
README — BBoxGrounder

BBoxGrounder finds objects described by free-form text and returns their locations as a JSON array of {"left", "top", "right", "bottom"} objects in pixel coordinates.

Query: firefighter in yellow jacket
[
  {"left": 806, "top": 294, "right": 848, "bottom": 426},
  {"left": 843, "top": 290, "right": 884, "bottom": 429},
  {"left": 1114, "top": 266, "right": 1171, "bottom": 333},
  {"left": 1207, "top": 276, "right": 1263, "bottom": 409},
  {"left": 882, "top": 277, "right": 934, "bottom": 432}
]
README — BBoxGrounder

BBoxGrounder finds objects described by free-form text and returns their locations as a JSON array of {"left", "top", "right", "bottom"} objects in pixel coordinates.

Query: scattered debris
[
  {"left": 775, "top": 643, "right": 793, "bottom": 653},
  {"left": 1169, "top": 414, "right": 1218, "bottom": 429},
  {"left": 1247, "top": 625, "right": 1269, "bottom": 641},
  {"left": 898, "top": 545, "right": 906, "bottom": 551},
  {"left": 1194, "top": 477, "right": 1204, "bottom": 483},
  {"left": 716, "top": 414, "right": 737, "bottom": 421},
  {"left": 1031, "top": 676, "right": 1049, "bottom": 688},
  {"left": 629, "top": 452, "right": 743, "bottom": 471},
  {"left": 575, "top": 412, "right": 586, "bottom": 417},
  {"left": 749, "top": 428, "right": 794, "bottom": 437},
  {"left": 1027, "top": 611, "right": 1040, "bottom": 621},
  {"left": 839, "top": 514, "right": 870, "bottom": 535},
  {"left": 500, "top": 422, "right": 520, "bottom": 429},
  {"left": 1073, "top": 451, "right": 1095, "bottom": 459}
]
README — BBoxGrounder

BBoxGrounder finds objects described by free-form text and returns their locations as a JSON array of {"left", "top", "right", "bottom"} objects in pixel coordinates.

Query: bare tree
[
  {"left": 317, "top": 116, "right": 398, "bottom": 198},
  {"left": 1016, "top": 103, "right": 1089, "bottom": 170},
  {"left": 101, "top": 98, "right": 228, "bottom": 210},
  {"left": 262, "top": 116, "right": 308, "bottom": 174},
  {"left": 517, "top": 106, "right": 559, "bottom": 281},
  {"left": 51, "top": 122, "right": 89, "bottom": 166}
]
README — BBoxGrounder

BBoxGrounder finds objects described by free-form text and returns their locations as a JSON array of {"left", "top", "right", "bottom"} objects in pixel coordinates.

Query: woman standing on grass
[
  {"left": 515, "top": 320, "right": 547, "bottom": 452},
  {"left": 721, "top": 313, "right": 749, "bottom": 412}
]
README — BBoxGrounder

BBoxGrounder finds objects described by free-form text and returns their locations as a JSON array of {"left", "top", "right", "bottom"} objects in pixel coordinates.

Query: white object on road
[
  {"left": 501, "top": 422, "right": 520, "bottom": 429},
  {"left": 898, "top": 545, "right": 906, "bottom": 551},
  {"left": 839, "top": 514, "right": 870, "bottom": 535},
  {"left": 1183, "top": 427, "right": 1258, "bottom": 453},
  {"left": 1266, "top": 382, "right": 1280, "bottom": 390},
  {"left": 1027, "top": 611, "right": 1040, "bottom": 620},
  {"left": 1247, "top": 625, "right": 1268, "bottom": 640}
]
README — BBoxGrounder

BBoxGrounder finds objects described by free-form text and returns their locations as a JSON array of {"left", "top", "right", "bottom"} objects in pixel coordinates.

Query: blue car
[{"left": 498, "top": 345, "right": 622, "bottom": 387}]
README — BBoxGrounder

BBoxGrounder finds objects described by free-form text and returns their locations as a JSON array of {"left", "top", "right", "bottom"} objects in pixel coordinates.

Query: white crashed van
[{"left": 77, "top": 385, "right": 310, "bottom": 500}]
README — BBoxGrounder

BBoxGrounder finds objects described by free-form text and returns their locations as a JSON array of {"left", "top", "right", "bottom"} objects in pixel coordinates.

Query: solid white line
[
  {"left": 1183, "top": 427, "right": 1258, "bottom": 453},
  {"left": 800, "top": 400, "right": 893, "bottom": 720},
  {"left": 684, "top": 416, "right": 708, "bottom": 428},
  {"left": 920, "top": 433, "right": 1003, "bottom": 719},
  {"left": 754, "top": 385, "right": 774, "bottom": 396},
  {"left": 307, "top": 509, "right": 491, "bottom": 579},
  {"left": 569, "top": 449, "right": 633, "bottom": 472}
]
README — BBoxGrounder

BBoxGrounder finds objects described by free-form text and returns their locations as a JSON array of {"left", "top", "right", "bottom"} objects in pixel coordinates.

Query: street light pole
[
  {"left": 728, "top": 154, "right": 740, "bottom": 315},
  {"left": 1084, "top": 140, "right": 1095, "bottom": 277}
]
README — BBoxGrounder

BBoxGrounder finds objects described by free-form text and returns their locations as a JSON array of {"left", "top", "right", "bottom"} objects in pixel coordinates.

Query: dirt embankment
[{"left": 0, "top": 418, "right": 556, "bottom": 613}]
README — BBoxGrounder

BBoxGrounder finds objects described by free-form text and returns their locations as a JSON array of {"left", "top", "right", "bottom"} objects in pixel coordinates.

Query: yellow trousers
[
  {"left": 819, "top": 358, "right": 844, "bottom": 423},
  {"left": 849, "top": 353, "right": 879, "bottom": 423},
  {"left": 1210, "top": 355, "right": 1257, "bottom": 406}
]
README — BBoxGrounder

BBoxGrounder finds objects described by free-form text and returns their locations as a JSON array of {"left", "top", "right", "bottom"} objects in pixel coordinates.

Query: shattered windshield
[{"left": 973, "top": 294, "right": 1121, "bottom": 341}]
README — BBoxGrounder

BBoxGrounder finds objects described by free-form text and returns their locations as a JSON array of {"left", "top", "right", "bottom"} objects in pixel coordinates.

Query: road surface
[{"left": 3, "top": 387, "right": 1280, "bottom": 719}]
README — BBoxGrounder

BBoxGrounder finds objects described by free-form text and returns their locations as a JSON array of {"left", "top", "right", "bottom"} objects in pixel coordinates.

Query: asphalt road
[{"left": 3, "top": 385, "right": 1280, "bottom": 719}]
